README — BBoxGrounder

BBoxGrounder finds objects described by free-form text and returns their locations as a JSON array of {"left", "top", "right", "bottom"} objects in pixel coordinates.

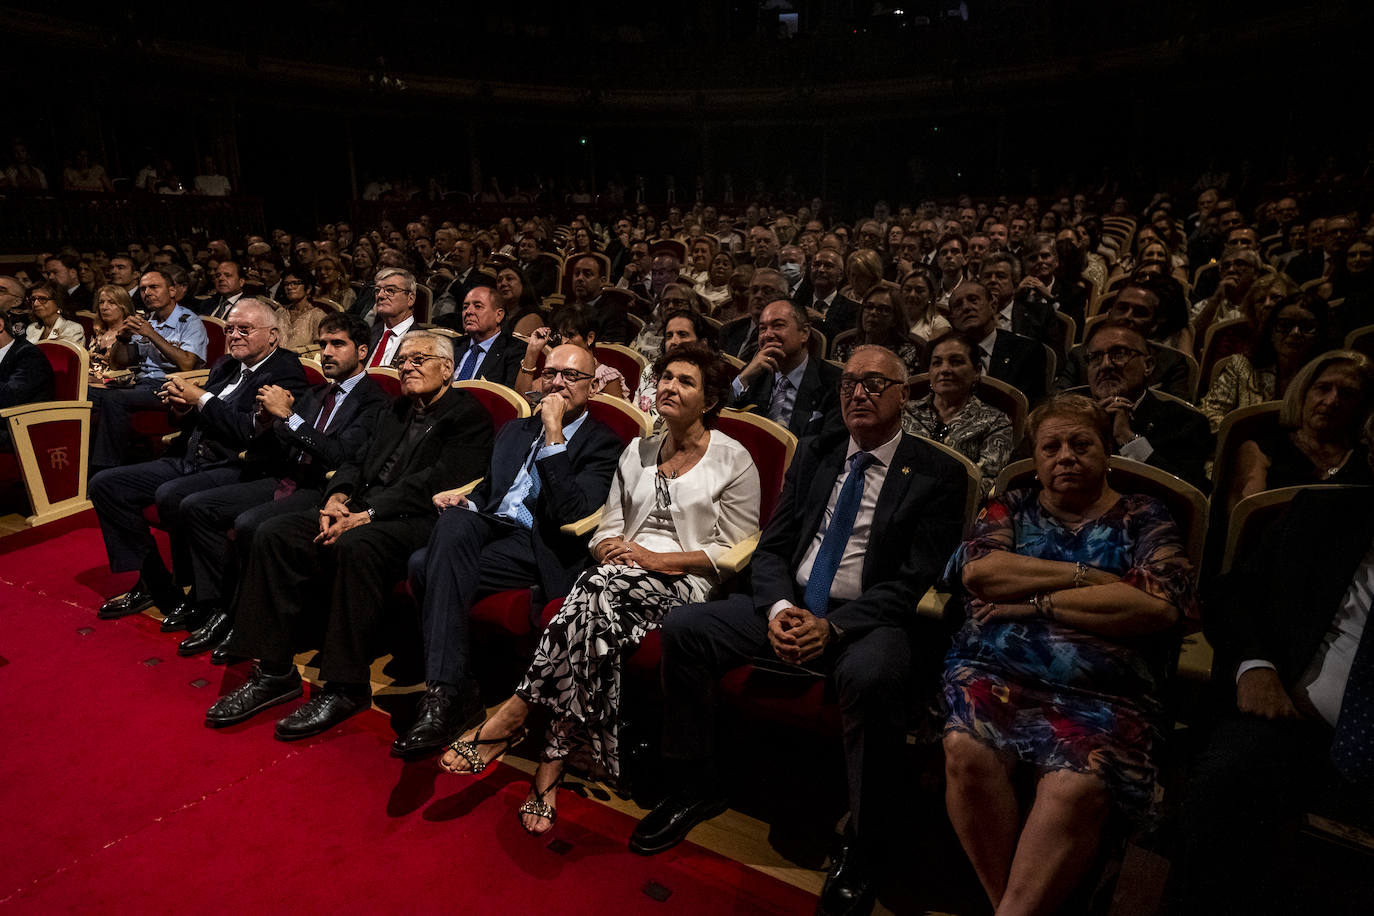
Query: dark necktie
[
  {"left": 768, "top": 376, "right": 792, "bottom": 425},
  {"left": 802, "top": 451, "right": 875, "bottom": 617},
  {"left": 456, "top": 344, "right": 481, "bottom": 381},
  {"left": 1331, "top": 612, "right": 1374, "bottom": 790}
]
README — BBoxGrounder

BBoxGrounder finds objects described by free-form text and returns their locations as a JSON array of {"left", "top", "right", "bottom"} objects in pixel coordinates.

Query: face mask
[{"left": 779, "top": 262, "right": 803, "bottom": 286}]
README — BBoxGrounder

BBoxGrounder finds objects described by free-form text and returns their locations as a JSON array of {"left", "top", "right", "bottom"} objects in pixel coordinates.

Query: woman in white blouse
[
  {"left": 440, "top": 341, "right": 760, "bottom": 836},
  {"left": 24, "top": 282, "right": 86, "bottom": 346}
]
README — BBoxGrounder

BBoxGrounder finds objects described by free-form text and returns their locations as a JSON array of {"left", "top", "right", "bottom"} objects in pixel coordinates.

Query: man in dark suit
[
  {"left": 730, "top": 296, "right": 842, "bottom": 439},
  {"left": 981, "top": 251, "right": 1055, "bottom": 345},
  {"left": 949, "top": 280, "right": 1049, "bottom": 404},
  {"left": 42, "top": 253, "right": 92, "bottom": 311},
  {"left": 719, "top": 268, "right": 787, "bottom": 360},
  {"left": 392, "top": 343, "right": 624, "bottom": 758},
  {"left": 1055, "top": 279, "right": 1194, "bottom": 400},
  {"left": 89, "top": 298, "right": 308, "bottom": 622},
  {"left": 431, "top": 239, "right": 484, "bottom": 322},
  {"left": 1284, "top": 215, "right": 1355, "bottom": 285},
  {"left": 194, "top": 260, "right": 247, "bottom": 319},
  {"left": 796, "top": 248, "right": 858, "bottom": 342},
  {"left": 205, "top": 330, "right": 494, "bottom": 741},
  {"left": 1179, "top": 484, "right": 1374, "bottom": 914},
  {"left": 633, "top": 346, "right": 968, "bottom": 916},
  {"left": 366, "top": 267, "right": 418, "bottom": 369},
  {"left": 1075, "top": 320, "right": 1214, "bottom": 489},
  {"left": 0, "top": 297, "right": 56, "bottom": 451},
  {"left": 173, "top": 313, "right": 390, "bottom": 657},
  {"left": 450, "top": 284, "right": 525, "bottom": 388}
]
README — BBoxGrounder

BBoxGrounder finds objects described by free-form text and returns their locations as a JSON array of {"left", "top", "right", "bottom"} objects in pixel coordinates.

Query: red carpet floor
[{"left": 0, "top": 513, "right": 816, "bottom": 913}]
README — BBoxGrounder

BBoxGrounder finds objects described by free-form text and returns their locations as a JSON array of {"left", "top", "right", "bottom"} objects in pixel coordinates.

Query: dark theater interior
[{"left": 2, "top": 3, "right": 1374, "bottom": 914}]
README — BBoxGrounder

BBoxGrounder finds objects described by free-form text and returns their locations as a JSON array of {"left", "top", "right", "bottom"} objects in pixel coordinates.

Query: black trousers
[
  {"left": 88, "top": 456, "right": 242, "bottom": 594},
  {"left": 90, "top": 382, "right": 165, "bottom": 468},
  {"left": 408, "top": 508, "right": 541, "bottom": 686},
  {"left": 659, "top": 594, "right": 914, "bottom": 852},
  {"left": 230, "top": 508, "right": 436, "bottom": 686},
  {"left": 1177, "top": 712, "right": 1374, "bottom": 915},
  {"left": 178, "top": 477, "right": 323, "bottom": 605}
]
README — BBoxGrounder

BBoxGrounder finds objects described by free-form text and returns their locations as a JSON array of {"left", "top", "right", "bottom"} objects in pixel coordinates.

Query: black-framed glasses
[
  {"left": 1274, "top": 318, "right": 1318, "bottom": 336},
  {"left": 397, "top": 354, "right": 444, "bottom": 369},
  {"left": 26, "top": 294, "right": 54, "bottom": 305},
  {"left": 839, "top": 373, "right": 903, "bottom": 398},
  {"left": 1085, "top": 345, "right": 1146, "bottom": 367},
  {"left": 539, "top": 367, "right": 594, "bottom": 384}
]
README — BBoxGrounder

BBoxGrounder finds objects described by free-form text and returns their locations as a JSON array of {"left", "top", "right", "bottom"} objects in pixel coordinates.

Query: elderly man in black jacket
[
  {"left": 633, "top": 346, "right": 968, "bottom": 916},
  {"left": 0, "top": 291, "right": 55, "bottom": 451},
  {"left": 206, "top": 329, "right": 494, "bottom": 741},
  {"left": 89, "top": 298, "right": 307, "bottom": 621}
]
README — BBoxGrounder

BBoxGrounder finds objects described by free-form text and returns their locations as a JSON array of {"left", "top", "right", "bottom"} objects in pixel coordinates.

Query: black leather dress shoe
[
  {"left": 817, "top": 843, "right": 876, "bottom": 916},
  {"left": 97, "top": 583, "right": 155, "bottom": 620},
  {"left": 177, "top": 611, "right": 231, "bottom": 657},
  {"left": 629, "top": 790, "right": 728, "bottom": 855},
  {"left": 205, "top": 666, "right": 303, "bottom": 728},
  {"left": 391, "top": 685, "right": 484, "bottom": 759},
  {"left": 160, "top": 601, "right": 209, "bottom": 633},
  {"left": 274, "top": 690, "right": 368, "bottom": 741},
  {"left": 210, "top": 629, "right": 243, "bottom": 665}
]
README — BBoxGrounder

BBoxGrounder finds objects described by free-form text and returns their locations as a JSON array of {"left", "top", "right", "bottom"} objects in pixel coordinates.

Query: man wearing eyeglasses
[
  {"left": 366, "top": 267, "right": 417, "bottom": 368},
  {"left": 205, "top": 330, "right": 493, "bottom": 740},
  {"left": 391, "top": 343, "right": 624, "bottom": 758},
  {"left": 449, "top": 283, "right": 524, "bottom": 388},
  {"left": 731, "top": 296, "right": 842, "bottom": 438},
  {"left": 0, "top": 282, "right": 55, "bottom": 451},
  {"left": 1054, "top": 276, "right": 1193, "bottom": 401},
  {"left": 90, "top": 298, "right": 308, "bottom": 624},
  {"left": 1081, "top": 319, "right": 1212, "bottom": 491},
  {"left": 89, "top": 267, "right": 210, "bottom": 469},
  {"left": 635, "top": 347, "right": 967, "bottom": 915}
]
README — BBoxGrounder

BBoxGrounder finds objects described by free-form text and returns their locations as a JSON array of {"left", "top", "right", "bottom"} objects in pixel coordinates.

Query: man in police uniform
[{"left": 90, "top": 267, "right": 209, "bottom": 469}]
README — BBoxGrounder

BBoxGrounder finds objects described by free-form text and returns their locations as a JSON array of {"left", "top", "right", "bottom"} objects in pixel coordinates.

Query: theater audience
[
  {"left": 396, "top": 343, "right": 623, "bottom": 758},
  {"left": 439, "top": 342, "right": 759, "bottom": 836},
  {"left": 1228, "top": 350, "right": 1374, "bottom": 510},
  {"left": 632, "top": 307, "right": 717, "bottom": 422},
  {"left": 23, "top": 282, "right": 84, "bottom": 345},
  {"left": 719, "top": 267, "right": 786, "bottom": 360},
  {"left": 174, "top": 313, "right": 389, "bottom": 657},
  {"left": 635, "top": 346, "right": 966, "bottom": 915},
  {"left": 900, "top": 263, "right": 951, "bottom": 342},
  {"left": 196, "top": 260, "right": 246, "bottom": 319},
  {"left": 515, "top": 305, "right": 626, "bottom": 399},
  {"left": 1057, "top": 275, "right": 1193, "bottom": 400},
  {"left": 277, "top": 268, "right": 324, "bottom": 351},
  {"left": 314, "top": 254, "right": 356, "bottom": 312},
  {"left": 493, "top": 262, "right": 545, "bottom": 337},
  {"left": 942, "top": 394, "right": 1194, "bottom": 916},
  {"left": 695, "top": 251, "right": 735, "bottom": 312},
  {"left": 948, "top": 280, "right": 1048, "bottom": 404},
  {"left": 903, "top": 331, "right": 1013, "bottom": 499},
  {"left": 795, "top": 248, "right": 855, "bottom": 340},
  {"left": 87, "top": 284, "right": 135, "bottom": 375},
  {"left": 88, "top": 299, "right": 307, "bottom": 623},
  {"left": 366, "top": 267, "right": 418, "bottom": 368},
  {"left": 205, "top": 330, "right": 492, "bottom": 739},
  {"left": 0, "top": 289, "right": 56, "bottom": 451}
]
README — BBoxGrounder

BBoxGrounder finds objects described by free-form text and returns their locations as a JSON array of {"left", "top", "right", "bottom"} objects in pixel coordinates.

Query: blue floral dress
[{"left": 942, "top": 488, "right": 1197, "bottom": 814}]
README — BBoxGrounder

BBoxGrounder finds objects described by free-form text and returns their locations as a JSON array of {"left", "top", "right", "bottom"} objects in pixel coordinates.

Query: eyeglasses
[
  {"left": 396, "top": 354, "right": 444, "bottom": 369},
  {"left": 376, "top": 284, "right": 413, "bottom": 298},
  {"left": 1085, "top": 345, "right": 1146, "bottom": 367},
  {"left": 225, "top": 324, "right": 268, "bottom": 337},
  {"left": 283, "top": 280, "right": 305, "bottom": 288},
  {"left": 1274, "top": 318, "right": 1318, "bottom": 336},
  {"left": 839, "top": 373, "right": 903, "bottom": 398},
  {"left": 27, "top": 294, "right": 54, "bottom": 305},
  {"left": 538, "top": 367, "right": 594, "bottom": 384}
]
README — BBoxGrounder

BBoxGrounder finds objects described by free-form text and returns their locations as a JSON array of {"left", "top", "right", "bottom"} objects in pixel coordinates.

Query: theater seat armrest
[
  {"left": 916, "top": 588, "right": 953, "bottom": 620},
  {"left": 560, "top": 508, "right": 602, "bottom": 537},
  {"left": 161, "top": 432, "right": 181, "bottom": 446},
  {"left": 431, "top": 478, "right": 483, "bottom": 504},
  {"left": 1176, "top": 632, "right": 1214, "bottom": 683},
  {"left": 716, "top": 530, "right": 761, "bottom": 576}
]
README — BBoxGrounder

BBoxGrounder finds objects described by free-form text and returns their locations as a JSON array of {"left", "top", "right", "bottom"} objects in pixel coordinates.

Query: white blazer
[
  {"left": 590, "top": 429, "right": 761, "bottom": 580},
  {"left": 27, "top": 316, "right": 86, "bottom": 347}
]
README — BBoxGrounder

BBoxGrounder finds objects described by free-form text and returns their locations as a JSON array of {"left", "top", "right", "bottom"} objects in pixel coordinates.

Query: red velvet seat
[
  {"left": 366, "top": 367, "right": 403, "bottom": 399},
  {"left": 36, "top": 339, "right": 88, "bottom": 402},
  {"left": 453, "top": 380, "right": 531, "bottom": 431},
  {"left": 202, "top": 316, "right": 227, "bottom": 366}
]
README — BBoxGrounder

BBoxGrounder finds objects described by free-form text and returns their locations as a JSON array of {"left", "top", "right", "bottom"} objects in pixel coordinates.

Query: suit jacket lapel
[
  {"left": 789, "top": 360, "right": 820, "bottom": 436},
  {"left": 866, "top": 437, "right": 924, "bottom": 580},
  {"left": 794, "top": 442, "right": 847, "bottom": 568}
]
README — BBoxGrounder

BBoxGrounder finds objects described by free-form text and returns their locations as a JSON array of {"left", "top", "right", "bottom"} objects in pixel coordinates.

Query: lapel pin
[{"left": 901, "top": 466, "right": 910, "bottom": 475}]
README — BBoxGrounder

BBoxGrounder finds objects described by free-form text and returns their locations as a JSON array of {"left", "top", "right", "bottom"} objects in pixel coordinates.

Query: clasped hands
[
  {"left": 595, "top": 536, "right": 669, "bottom": 573},
  {"left": 159, "top": 374, "right": 207, "bottom": 412},
  {"left": 315, "top": 492, "right": 370, "bottom": 546},
  {"left": 768, "top": 605, "right": 832, "bottom": 665}
]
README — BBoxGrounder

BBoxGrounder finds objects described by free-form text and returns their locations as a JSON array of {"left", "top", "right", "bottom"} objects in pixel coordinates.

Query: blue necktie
[
  {"left": 1331, "top": 615, "right": 1374, "bottom": 790},
  {"left": 456, "top": 344, "right": 480, "bottom": 381},
  {"left": 802, "top": 451, "right": 875, "bottom": 617},
  {"left": 511, "top": 436, "right": 543, "bottom": 529}
]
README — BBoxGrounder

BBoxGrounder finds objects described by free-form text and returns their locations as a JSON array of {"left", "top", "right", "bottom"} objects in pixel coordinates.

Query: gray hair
[
  {"left": 849, "top": 344, "right": 909, "bottom": 384},
  {"left": 375, "top": 266, "right": 416, "bottom": 292},
  {"left": 227, "top": 297, "right": 279, "bottom": 329},
  {"left": 399, "top": 329, "right": 454, "bottom": 365}
]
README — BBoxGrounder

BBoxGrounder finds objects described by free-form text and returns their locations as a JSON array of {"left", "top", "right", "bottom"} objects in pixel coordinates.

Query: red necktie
[{"left": 369, "top": 329, "right": 393, "bottom": 368}]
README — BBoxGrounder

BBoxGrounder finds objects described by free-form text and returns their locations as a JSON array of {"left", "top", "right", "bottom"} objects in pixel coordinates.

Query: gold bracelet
[{"left": 520, "top": 363, "right": 538, "bottom": 373}]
